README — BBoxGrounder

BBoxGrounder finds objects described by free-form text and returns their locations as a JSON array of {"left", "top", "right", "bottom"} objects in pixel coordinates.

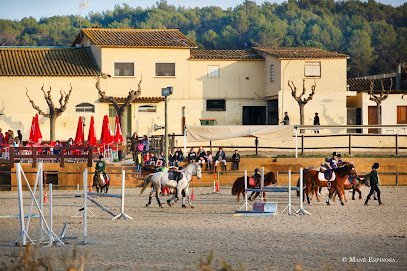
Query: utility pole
[{"left": 162, "top": 87, "right": 173, "bottom": 167}]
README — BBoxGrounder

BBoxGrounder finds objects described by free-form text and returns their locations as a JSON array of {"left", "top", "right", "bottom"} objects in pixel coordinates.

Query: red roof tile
[
  {"left": 254, "top": 47, "right": 348, "bottom": 59},
  {"left": 190, "top": 49, "right": 263, "bottom": 60}
]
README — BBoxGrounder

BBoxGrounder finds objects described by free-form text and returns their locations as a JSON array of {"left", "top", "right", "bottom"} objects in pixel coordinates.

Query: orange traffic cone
[
  {"left": 43, "top": 190, "right": 48, "bottom": 204},
  {"left": 191, "top": 187, "right": 196, "bottom": 201},
  {"left": 215, "top": 180, "right": 220, "bottom": 192}
]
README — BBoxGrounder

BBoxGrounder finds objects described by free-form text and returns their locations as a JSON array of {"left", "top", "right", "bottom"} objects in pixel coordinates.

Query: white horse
[{"left": 140, "top": 163, "right": 202, "bottom": 208}]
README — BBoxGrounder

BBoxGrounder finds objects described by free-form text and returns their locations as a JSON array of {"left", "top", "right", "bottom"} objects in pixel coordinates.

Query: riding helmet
[{"left": 373, "top": 162, "right": 379, "bottom": 169}]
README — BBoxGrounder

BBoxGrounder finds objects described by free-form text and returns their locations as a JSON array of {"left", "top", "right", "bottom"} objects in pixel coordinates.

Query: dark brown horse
[
  {"left": 231, "top": 172, "right": 277, "bottom": 201},
  {"left": 92, "top": 171, "right": 110, "bottom": 193},
  {"left": 298, "top": 162, "right": 358, "bottom": 205},
  {"left": 140, "top": 164, "right": 157, "bottom": 177}
]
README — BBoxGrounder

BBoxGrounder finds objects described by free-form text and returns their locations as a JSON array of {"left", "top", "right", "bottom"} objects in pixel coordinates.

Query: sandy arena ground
[{"left": 0, "top": 186, "right": 406, "bottom": 271}]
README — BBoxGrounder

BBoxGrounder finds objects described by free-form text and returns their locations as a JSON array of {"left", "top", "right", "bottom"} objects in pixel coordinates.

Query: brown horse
[
  {"left": 231, "top": 172, "right": 277, "bottom": 201},
  {"left": 92, "top": 171, "right": 110, "bottom": 193},
  {"left": 140, "top": 164, "right": 157, "bottom": 177},
  {"left": 321, "top": 177, "right": 368, "bottom": 202},
  {"left": 298, "top": 162, "right": 358, "bottom": 205}
]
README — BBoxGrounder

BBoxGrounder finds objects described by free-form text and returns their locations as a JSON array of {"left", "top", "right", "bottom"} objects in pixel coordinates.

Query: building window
[
  {"left": 155, "top": 63, "right": 175, "bottom": 76},
  {"left": 75, "top": 103, "right": 95, "bottom": 113},
  {"left": 114, "top": 62, "right": 134, "bottom": 76},
  {"left": 208, "top": 65, "right": 220, "bottom": 78},
  {"left": 207, "top": 99, "right": 226, "bottom": 111},
  {"left": 270, "top": 64, "right": 275, "bottom": 82},
  {"left": 138, "top": 105, "right": 157, "bottom": 113},
  {"left": 397, "top": 106, "right": 407, "bottom": 124},
  {"left": 304, "top": 61, "right": 321, "bottom": 77}
]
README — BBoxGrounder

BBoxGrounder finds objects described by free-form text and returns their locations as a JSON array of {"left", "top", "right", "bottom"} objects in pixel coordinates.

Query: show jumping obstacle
[
  {"left": 87, "top": 170, "right": 133, "bottom": 220},
  {"left": 236, "top": 168, "right": 311, "bottom": 216}
]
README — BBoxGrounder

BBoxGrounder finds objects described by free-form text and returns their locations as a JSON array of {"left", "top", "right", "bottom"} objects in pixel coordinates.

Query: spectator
[
  {"left": 215, "top": 147, "right": 227, "bottom": 171},
  {"left": 157, "top": 152, "right": 165, "bottom": 167},
  {"left": 362, "top": 163, "right": 383, "bottom": 206},
  {"left": 0, "top": 128, "right": 4, "bottom": 144},
  {"left": 173, "top": 147, "right": 184, "bottom": 167},
  {"left": 313, "top": 113, "right": 320, "bottom": 134},
  {"left": 4, "top": 131, "right": 9, "bottom": 145},
  {"left": 232, "top": 150, "right": 241, "bottom": 170},
  {"left": 67, "top": 137, "right": 74, "bottom": 154},
  {"left": 13, "top": 136, "right": 20, "bottom": 147},
  {"left": 53, "top": 140, "right": 63, "bottom": 155},
  {"left": 142, "top": 135, "right": 149, "bottom": 154},
  {"left": 130, "top": 132, "right": 139, "bottom": 161},
  {"left": 197, "top": 146, "right": 206, "bottom": 167},
  {"left": 143, "top": 152, "right": 150, "bottom": 165},
  {"left": 149, "top": 152, "right": 157, "bottom": 166},
  {"left": 205, "top": 151, "right": 213, "bottom": 171},
  {"left": 282, "top": 112, "right": 290, "bottom": 125},
  {"left": 188, "top": 147, "right": 197, "bottom": 163},
  {"left": 168, "top": 152, "right": 174, "bottom": 167},
  {"left": 17, "top": 130, "right": 23, "bottom": 143}
]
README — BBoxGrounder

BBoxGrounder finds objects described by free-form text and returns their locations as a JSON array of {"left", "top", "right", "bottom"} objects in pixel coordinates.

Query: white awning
[{"left": 185, "top": 125, "right": 293, "bottom": 142}]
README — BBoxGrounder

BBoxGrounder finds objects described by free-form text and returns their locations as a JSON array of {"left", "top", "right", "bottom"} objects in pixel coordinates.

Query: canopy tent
[
  {"left": 185, "top": 125, "right": 293, "bottom": 142},
  {"left": 87, "top": 116, "right": 97, "bottom": 146}
]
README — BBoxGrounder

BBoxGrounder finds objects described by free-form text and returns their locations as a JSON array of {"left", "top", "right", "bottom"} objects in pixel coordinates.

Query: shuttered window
[
  {"left": 114, "top": 62, "right": 134, "bottom": 76},
  {"left": 155, "top": 63, "right": 175, "bottom": 76},
  {"left": 397, "top": 106, "right": 407, "bottom": 124},
  {"left": 304, "top": 62, "right": 321, "bottom": 77}
]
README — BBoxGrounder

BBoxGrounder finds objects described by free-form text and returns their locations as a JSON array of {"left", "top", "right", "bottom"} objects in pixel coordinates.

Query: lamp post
[{"left": 162, "top": 87, "right": 173, "bottom": 167}]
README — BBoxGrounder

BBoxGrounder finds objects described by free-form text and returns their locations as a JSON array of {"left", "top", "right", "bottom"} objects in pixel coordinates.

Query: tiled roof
[
  {"left": 189, "top": 49, "right": 263, "bottom": 60},
  {"left": 347, "top": 77, "right": 405, "bottom": 94},
  {"left": 253, "top": 47, "right": 348, "bottom": 59},
  {"left": 99, "top": 97, "right": 165, "bottom": 103},
  {"left": 0, "top": 47, "right": 100, "bottom": 77},
  {"left": 73, "top": 28, "right": 197, "bottom": 48}
]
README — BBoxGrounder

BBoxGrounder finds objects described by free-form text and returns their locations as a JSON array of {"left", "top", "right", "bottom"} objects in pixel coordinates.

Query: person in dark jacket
[
  {"left": 232, "top": 150, "right": 241, "bottom": 170},
  {"left": 313, "top": 113, "right": 320, "bottom": 133},
  {"left": 174, "top": 147, "right": 184, "bottom": 167},
  {"left": 361, "top": 162, "right": 383, "bottom": 205},
  {"left": 215, "top": 147, "right": 227, "bottom": 171},
  {"left": 188, "top": 147, "right": 197, "bottom": 163}
]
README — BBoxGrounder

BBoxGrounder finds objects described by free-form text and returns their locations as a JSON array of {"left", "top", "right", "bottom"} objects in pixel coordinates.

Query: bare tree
[
  {"left": 288, "top": 79, "right": 317, "bottom": 130},
  {"left": 95, "top": 75, "right": 142, "bottom": 136},
  {"left": 369, "top": 78, "right": 392, "bottom": 134},
  {"left": 25, "top": 84, "right": 72, "bottom": 141}
]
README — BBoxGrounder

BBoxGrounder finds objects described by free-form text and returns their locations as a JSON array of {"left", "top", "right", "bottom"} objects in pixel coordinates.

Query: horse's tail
[
  {"left": 140, "top": 173, "right": 153, "bottom": 195},
  {"left": 231, "top": 178, "right": 241, "bottom": 196}
]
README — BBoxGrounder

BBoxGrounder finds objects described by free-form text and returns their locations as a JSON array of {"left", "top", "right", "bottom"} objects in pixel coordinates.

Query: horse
[
  {"left": 298, "top": 162, "right": 358, "bottom": 205},
  {"left": 231, "top": 172, "right": 277, "bottom": 201},
  {"left": 323, "top": 176, "right": 368, "bottom": 202},
  {"left": 139, "top": 164, "right": 157, "bottom": 177},
  {"left": 92, "top": 170, "right": 110, "bottom": 193},
  {"left": 140, "top": 162, "right": 202, "bottom": 208}
]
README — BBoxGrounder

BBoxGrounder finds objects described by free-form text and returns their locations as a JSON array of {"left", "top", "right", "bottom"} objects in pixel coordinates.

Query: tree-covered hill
[{"left": 0, "top": 0, "right": 406, "bottom": 77}]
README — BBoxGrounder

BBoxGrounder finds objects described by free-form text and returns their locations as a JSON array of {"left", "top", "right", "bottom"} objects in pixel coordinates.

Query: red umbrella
[
  {"left": 100, "top": 115, "right": 112, "bottom": 144},
  {"left": 29, "top": 114, "right": 43, "bottom": 144},
  {"left": 74, "top": 116, "right": 84, "bottom": 145},
  {"left": 87, "top": 116, "right": 97, "bottom": 146},
  {"left": 114, "top": 115, "right": 123, "bottom": 143}
]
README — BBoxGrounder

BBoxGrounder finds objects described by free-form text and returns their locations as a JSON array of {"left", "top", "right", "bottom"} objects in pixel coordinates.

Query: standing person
[
  {"left": 130, "top": 132, "right": 139, "bottom": 162},
  {"left": 17, "top": 130, "right": 23, "bottom": 143},
  {"left": 232, "top": 150, "right": 241, "bottom": 170},
  {"left": 215, "top": 147, "right": 227, "bottom": 171},
  {"left": 187, "top": 147, "right": 197, "bottom": 163},
  {"left": 282, "top": 112, "right": 290, "bottom": 125},
  {"left": 174, "top": 147, "right": 184, "bottom": 167},
  {"left": 0, "top": 128, "right": 4, "bottom": 144},
  {"left": 313, "top": 113, "right": 320, "bottom": 133},
  {"left": 362, "top": 163, "right": 383, "bottom": 206},
  {"left": 205, "top": 151, "right": 213, "bottom": 171},
  {"left": 141, "top": 135, "right": 149, "bottom": 154}
]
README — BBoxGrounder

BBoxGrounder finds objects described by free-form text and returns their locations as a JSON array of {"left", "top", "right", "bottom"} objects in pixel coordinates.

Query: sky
[{"left": 0, "top": 0, "right": 405, "bottom": 20}]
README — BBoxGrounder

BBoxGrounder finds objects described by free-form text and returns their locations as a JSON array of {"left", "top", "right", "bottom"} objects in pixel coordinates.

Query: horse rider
[
  {"left": 360, "top": 162, "right": 383, "bottom": 206},
  {"left": 248, "top": 168, "right": 261, "bottom": 201},
  {"left": 320, "top": 152, "right": 339, "bottom": 186},
  {"left": 95, "top": 154, "right": 109, "bottom": 185}
]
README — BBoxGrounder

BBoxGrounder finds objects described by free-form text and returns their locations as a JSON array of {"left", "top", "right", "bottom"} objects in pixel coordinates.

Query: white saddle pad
[{"left": 318, "top": 171, "right": 336, "bottom": 182}]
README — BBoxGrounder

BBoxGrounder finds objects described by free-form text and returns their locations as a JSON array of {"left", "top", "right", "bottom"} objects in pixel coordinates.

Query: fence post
[
  {"left": 396, "top": 172, "right": 399, "bottom": 187},
  {"left": 87, "top": 146, "right": 93, "bottom": 167},
  {"left": 32, "top": 146, "right": 37, "bottom": 168},
  {"left": 395, "top": 134, "right": 398, "bottom": 156},
  {"left": 255, "top": 137, "right": 259, "bottom": 156},
  {"left": 301, "top": 135, "right": 304, "bottom": 156},
  {"left": 348, "top": 134, "right": 352, "bottom": 155},
  {"left": 60, "top": 146, "right": 65, "bottom": 168},
  {"left": 9, "top": 147, "right": 15, "bottom": 169}
]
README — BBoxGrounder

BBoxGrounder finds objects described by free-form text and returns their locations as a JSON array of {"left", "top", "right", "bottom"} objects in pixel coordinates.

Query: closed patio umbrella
[
  {"left": 29, "top": 114, "right": 42, "bottom": 144},
  {"left": 100, "top": 115, "right": 112, "bottom": 145},
  {"left": 87, "top": 116, "right": 97, "bottom": 146},
  {"left": 74, "top": 116, "right": 85, "bottom": 145}
]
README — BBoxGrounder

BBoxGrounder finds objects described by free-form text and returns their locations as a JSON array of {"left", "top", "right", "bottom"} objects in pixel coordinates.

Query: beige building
[{"left": 0, "top": 27, "right": 373, "bottom": 143}]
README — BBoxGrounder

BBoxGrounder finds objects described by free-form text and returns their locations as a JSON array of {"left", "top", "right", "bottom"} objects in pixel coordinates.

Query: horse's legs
[
  {"left": 146, "top": 190, "right": 153, "bottom": 207},
  {"left": 155, "top": 189, "right": 162, "bottom": 208},
  {"left": 352, "top": 187, "right": 356, "bottom": 200},
  {"left": 181, "top": 189, "right": 187, "bottom": 208},
  {"left": 326, "top": 186, "right": 334, "bottom": 205},
  {"left": 314, "top": 186, "right": 320, "bottom": 202}
]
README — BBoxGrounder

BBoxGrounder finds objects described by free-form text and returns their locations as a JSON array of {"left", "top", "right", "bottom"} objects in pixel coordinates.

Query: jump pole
[
  {"left": 16, "top": 163, "right": 27, "bottom": 246},
  {"left": 295, "top": 168, "right": 311, "bottom": 215},
  {"left": 281, "top": 170, "right": 296, "bottom": 215},
  {"left": 112, "top": 170, "right": 133, "bottom": 220},
  {"left": 82, "top": 169, "right": 88, "bottom": 245},
  {"left": 238, "top": 170, "right": 251, "bottom": 211}
]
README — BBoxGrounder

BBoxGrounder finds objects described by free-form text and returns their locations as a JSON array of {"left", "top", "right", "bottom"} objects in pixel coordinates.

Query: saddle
[
  {"left": 318, "top": 166, "right": 335, "bottom": 182},
  {"left": 168, "top": 171, "right": 183, "bottom": 182}
]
